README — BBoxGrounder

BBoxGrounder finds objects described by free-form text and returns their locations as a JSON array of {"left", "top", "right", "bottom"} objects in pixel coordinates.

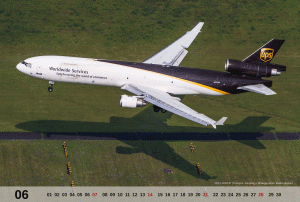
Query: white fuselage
[{"left": 16, "top": 56, "right": 224, "bottom": 95}]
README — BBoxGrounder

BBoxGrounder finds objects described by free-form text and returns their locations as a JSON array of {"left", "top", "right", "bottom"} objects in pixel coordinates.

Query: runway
[{"left": 0, "top": 132, "right": 299, "bottom": 140}]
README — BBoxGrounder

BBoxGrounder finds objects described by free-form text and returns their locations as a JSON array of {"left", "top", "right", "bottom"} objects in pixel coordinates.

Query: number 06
[{"left": 15, "top": 190, "right": 28, "bottom": 199}]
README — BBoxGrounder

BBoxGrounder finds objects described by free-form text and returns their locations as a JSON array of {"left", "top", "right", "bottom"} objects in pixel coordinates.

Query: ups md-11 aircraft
[{"left": 16, "top": 22, "right": 286, "bottom": 129}]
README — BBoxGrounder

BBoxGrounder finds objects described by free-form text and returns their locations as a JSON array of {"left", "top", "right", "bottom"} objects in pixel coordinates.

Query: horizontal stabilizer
[
  {"left": 237, "top": 84, "right": 276, "bottom": 95},
  {"left": 212, "top": 117, "right": 227, "bottom": 129}
]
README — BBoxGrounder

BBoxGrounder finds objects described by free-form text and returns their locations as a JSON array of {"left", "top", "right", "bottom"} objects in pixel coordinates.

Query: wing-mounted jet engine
[
  {"left": 120, "top": 95, "right": 146, "bottom": 108},
  {"left": 225, "top": 59, "right": 286, "bottom": 77},
  {"left": 225, "top": 39, "right": 286, "bottom": 78}
]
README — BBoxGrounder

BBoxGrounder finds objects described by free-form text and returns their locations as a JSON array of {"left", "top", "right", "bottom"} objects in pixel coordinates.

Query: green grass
[
  {"left": 1, "top": 0, "right": 300, "bottom": 132},
  {"left": 0, "top": 140, "right": 299, "bottom": 186},
  {"left": 0, "top": 0, "right": 300, "bottom": 186}
]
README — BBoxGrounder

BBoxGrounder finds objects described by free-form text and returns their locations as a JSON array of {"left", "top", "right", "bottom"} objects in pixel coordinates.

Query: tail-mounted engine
[
  {"left": 120, "top": 95, "right": 146, "bottom": 108},
  {"left": 225, "top": 59, "right": 286, "bottom": 77}
]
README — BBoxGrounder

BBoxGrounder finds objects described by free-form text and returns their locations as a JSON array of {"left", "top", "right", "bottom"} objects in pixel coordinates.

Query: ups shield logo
[{"left": 260, "top": 48, "right": 274, "bottom": 62}]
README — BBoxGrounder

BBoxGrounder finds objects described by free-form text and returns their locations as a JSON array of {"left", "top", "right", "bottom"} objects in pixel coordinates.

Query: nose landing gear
[{"left": 48, "top": 81, "right": 54, "bottom": 92}]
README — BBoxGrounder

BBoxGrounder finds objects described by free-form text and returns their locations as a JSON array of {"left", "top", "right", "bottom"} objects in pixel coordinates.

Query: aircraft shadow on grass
[
  {"left": 115, "top": 141, "right": 216, "bottom": 180},
  {"left": 15, "top": 105, "right": 274, "bottom": 179}
]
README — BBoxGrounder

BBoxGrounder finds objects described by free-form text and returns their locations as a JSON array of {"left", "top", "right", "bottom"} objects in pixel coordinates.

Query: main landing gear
[
  {"left": 161, "top": 108, "right": 167, "bottom": 113},
  {"left": 48, "top": 81, "right": 54, "bottom": 92},
  {"left": 153, "top": 105, "right": 167, "bottom": 113}
]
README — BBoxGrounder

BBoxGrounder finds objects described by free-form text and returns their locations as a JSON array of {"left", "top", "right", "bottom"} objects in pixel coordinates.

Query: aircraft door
[{"left": 35, "top": 64, "right": 43, "bottom": 78}]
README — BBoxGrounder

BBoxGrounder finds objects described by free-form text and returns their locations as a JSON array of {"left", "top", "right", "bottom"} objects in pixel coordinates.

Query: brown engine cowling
[{"left": 225, "top": 59, "right": 286, "bottom": 77}]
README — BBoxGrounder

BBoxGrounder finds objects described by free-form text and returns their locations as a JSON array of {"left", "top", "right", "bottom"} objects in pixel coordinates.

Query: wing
[
  {"left": 142, "top": 22, "right": 204, "bottom": 66},
  {"left": 237, "top": 84, "right": 276, "bottom": 95},
  {"left": 121, "top": 84, "right": 227, "bottom": 129}
]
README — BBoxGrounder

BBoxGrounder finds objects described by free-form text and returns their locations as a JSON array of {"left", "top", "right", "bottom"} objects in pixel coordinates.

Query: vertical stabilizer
[{"left": 242, "top": 39, "right": 285, "bottom": 64}]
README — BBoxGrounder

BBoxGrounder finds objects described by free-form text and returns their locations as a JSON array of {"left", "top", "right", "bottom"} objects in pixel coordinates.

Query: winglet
[{"left": 212, "top": 117, "right": 227, "bottom": 129}]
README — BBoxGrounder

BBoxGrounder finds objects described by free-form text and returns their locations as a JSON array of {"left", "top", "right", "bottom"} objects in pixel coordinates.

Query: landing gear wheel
[
  {"left": 48, "top": 86, "right": 53, "bottom": 92},
  {"left": 153, "top": 105, "right": 160, "bottom": 112},
  {"left": 48, "top": 81, "right": 54, "bottom": 92},
  {"left": 161, "top": 109, "right": 167, "bottom": 113}
]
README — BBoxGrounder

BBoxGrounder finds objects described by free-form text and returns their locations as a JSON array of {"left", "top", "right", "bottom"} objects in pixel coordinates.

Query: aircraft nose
[
  {"left": 16, "top": 63, "right": 22, "bottom": 72},
  {"left": 16, "top": 62, "right": 26, "bottom": 74}
]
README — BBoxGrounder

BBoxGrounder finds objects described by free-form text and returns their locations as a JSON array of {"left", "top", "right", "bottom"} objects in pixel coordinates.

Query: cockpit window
[{"left": 21, "top": 61, "right": 31, "bottom": 68}]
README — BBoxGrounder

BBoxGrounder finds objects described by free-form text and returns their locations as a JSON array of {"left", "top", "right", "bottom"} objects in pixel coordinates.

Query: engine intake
[
  {"left": 225, "top": 59, "right": 286, "bottom": 77},
  {"left": 120, "top": 95, "right": 146, "bottom": 108}
]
